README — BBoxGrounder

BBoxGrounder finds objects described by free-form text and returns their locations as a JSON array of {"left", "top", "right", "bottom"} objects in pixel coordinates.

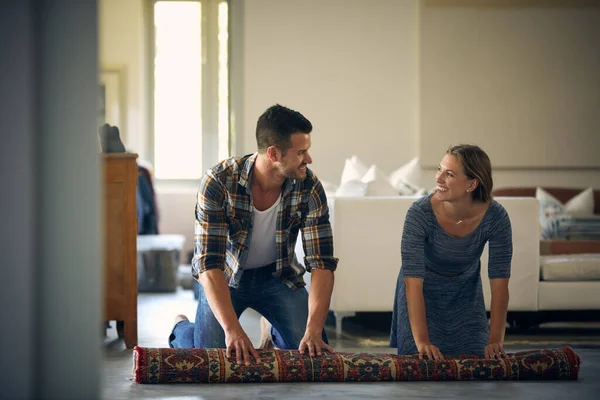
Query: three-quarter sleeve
[
  {"left": 488, "top": 204, "right": 513, "bottom": 279},
  {"left": 401, "top": 203, "right": 429, "bottom": 279}
]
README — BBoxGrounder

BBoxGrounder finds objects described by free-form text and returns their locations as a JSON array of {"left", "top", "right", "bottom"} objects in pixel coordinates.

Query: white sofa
[
  {"left": 328, "top": 195, "right": 540, "bottom": 337},
  {"left": 299, "top": 195, "right": 600, "bottom": 337},
  {"left": 301, "top": 154, "right": 600, "bottom": 336}
]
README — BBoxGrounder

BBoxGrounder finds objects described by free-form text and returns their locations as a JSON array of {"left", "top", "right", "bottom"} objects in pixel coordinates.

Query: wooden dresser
[{"left": 103, "top": 153, "right": 138, "bottom": 348}]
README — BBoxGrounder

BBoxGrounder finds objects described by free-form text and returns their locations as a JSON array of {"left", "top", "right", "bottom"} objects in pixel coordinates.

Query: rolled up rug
[{"left": 132, "top": 346, "right": 580, "bottom": 383}]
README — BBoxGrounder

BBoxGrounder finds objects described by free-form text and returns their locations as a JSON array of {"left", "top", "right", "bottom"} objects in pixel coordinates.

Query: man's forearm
[
  {"left": 306, "top": 269, "right": 334, "bottom": 333},
  {"left": 198, "top": 269, "right": 242, "bottom": 334}
]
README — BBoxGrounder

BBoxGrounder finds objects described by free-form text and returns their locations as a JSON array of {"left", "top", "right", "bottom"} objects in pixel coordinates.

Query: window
[{"left": 150, "top": 0, "right": 229, "bottom": 180}]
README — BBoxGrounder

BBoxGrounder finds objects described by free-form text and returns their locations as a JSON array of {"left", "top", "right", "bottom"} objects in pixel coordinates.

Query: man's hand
[
  {"left": 484, "top": 342, "right": 507, "bottom": 359},
  {"left": 225, "top": 328, "right": 261, "bottom": 366},
  {"left": 302, "top": 269, "right": 335, "bottom": 357},
  {"left": 415, "top": 342, "right": 445, "bottom": 361},
  {"left": 298, "top": 329, "right": 334, "bottom": 357}
]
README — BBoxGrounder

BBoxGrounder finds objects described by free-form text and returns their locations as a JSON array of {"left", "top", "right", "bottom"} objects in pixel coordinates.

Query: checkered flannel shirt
[{"left": 191, "top": 153, "right": 338, "bottom": 289}]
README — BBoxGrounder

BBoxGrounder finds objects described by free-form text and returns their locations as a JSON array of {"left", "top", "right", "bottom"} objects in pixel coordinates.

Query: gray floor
[{"left": 102, "top": 289, "right": 600, "bottom": 400}]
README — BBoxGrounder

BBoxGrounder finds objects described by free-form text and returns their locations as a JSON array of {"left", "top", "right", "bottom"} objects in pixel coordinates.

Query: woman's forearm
[
  {"left": 404, "top": 278, "right": 430, "bottom": 345},
  {"left": 488, "top": 278, "right": 510, "bottom": 343}
]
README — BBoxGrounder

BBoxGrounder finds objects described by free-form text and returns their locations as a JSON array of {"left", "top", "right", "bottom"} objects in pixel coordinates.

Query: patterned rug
[{"left": 133, "top": 346, "right": 580, "bottom": 383}]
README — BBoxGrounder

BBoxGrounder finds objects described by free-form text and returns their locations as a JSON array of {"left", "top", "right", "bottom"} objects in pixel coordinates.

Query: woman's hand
[
  {"left": 416, "top": 342, "right": 445, "bottom": 361},
  {"left": 484, "top": 342, "right": 507, "bottom": 359}
]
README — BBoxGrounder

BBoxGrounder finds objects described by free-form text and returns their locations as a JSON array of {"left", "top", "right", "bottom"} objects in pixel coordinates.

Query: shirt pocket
[
  {"left": 228, "top": 217, "right": 249, "bottom": 245},
  {"left": 283, "top": 213, "right": 302, "bottom": 247},
  {"left": 285, "top": 211, "right": 302, "bottom": 232}
]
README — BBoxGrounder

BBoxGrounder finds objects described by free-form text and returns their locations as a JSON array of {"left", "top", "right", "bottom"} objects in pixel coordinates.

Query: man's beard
[{"left": 283, "top": 163, "right": 307, "bottom": 180}]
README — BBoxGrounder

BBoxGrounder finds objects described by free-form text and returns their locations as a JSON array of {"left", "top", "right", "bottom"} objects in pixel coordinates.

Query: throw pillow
[
  {"left": 389, "top": 157, "right": 425, "bottom": 195},
  {"left": 361, "top": 165, "right": 398, "bottom": 196},
  {"left": 340, "top": 156, "right": 369, "bottom": 185},
  {"left": 335, "top": 179, "right": 367, "bottom": 197},
  {"left": 563, "top": 187, "right": 595, "bottom": 216},
  {"left": 536, "top": 187, "right": 595, "bottom": 234},
  {"left": 536, "top": 187, "right": 594, "bottom": 218}
]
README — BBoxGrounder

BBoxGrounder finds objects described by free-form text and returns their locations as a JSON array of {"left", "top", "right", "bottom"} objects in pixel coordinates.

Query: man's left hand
[{"left": 299, "top": 329, "right": 334, "bottom": 357}]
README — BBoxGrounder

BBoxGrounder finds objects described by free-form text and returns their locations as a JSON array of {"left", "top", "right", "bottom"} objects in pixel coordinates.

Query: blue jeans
[{"left": 169, "top": 264, "right": 328, "bottom": 349}]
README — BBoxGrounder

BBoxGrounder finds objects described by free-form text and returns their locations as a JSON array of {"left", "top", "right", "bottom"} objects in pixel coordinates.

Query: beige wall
[
  {"left": 240, "top": 0, "right": 419, "bottom": 185},
  {"left": 421, "top": 169, "right": 600, "bottom": 191},
  {"left": 418, "top": 0, "right": 600, "bottom": 189},
  {"left": 420, "top": 0, "right": 600, "bottom": 170},
  {"left": 99, "top": 0, "right": 600, "bottom": 255}
]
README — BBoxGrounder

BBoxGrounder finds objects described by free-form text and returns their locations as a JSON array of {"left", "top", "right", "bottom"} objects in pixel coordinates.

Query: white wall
[
  {"left": 421, "top": 168, "right": 600, "bottom": 191},
  {"left": 241, "top": 0, "right": 419, "bottom": 185},
  {"left": 99, "top": 0, "right": 599, "bottom": 256},
  {"left": 155, "top": 188, "right": 197, "bottom": 259},
  {"left": 417, "top": 0, "right": 600, "bottom": 190},
  {"left": 99, "top": 0, "right": 148, "bottom": 159},
  {"left": 100, "top": 0, "right": 420, "bottom": 255},
  {"left": 420, "top": 0, "right": 600, "bottom": 170}
]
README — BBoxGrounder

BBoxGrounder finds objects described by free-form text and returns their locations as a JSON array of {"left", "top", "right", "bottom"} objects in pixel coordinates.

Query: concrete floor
[{"left": 102, "top": 289, "right": 600, "bottom": 400}]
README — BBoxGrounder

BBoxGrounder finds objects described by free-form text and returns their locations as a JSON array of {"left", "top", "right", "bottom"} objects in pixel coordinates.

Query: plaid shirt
[{"left": 192, "top": 153, "right": 338, "bottom": 290}]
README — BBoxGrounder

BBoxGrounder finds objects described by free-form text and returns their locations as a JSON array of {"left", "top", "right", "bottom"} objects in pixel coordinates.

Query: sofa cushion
[
  {"left": 536, "top": 187, "right": 595, "bottom": 237},
  {"left": 542, "top": 215, "right": 600, "bottom": 240},
  {"left": 540, "top": 253, "right": 600, "bottom": 281}
]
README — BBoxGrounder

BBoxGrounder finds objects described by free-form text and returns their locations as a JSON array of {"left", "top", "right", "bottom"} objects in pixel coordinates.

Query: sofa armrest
[
  {"left": 481, "top": 197, "right": 540, "bottom": 312},
  {"left": 328, "top": 196, "right": 420, "bottom": 313},
  {"left": 540, "top": 240, "right": 600, "bottom": 255}
]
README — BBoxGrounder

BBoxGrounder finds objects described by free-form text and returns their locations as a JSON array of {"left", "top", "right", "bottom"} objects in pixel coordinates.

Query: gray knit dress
[{"left": 390, "top": 194, "right": 512, "bottom": 357}]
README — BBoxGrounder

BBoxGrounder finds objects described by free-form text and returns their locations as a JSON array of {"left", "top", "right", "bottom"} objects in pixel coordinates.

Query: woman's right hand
[{"left": 416, "top": 342, "right": 445, "bottom": 361}]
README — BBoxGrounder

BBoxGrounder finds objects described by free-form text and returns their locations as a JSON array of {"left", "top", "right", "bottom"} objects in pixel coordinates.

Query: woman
[{"left": 390, "top": 144, "right": 512, "bottom": 360}]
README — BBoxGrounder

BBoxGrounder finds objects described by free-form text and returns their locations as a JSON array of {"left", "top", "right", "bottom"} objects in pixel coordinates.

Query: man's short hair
[{"left": 255, "top": 104, "right": 312, "bottom": 154}]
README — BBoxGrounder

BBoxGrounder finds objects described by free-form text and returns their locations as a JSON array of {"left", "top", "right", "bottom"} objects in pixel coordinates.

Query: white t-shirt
[{"left": 244, "top": 194, "right": 280, "bottom": 269}]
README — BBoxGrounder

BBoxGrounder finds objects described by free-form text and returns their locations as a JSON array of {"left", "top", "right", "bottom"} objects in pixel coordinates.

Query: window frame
[{"left": 145, "top": 0, "right": 230, "bottom": 183}]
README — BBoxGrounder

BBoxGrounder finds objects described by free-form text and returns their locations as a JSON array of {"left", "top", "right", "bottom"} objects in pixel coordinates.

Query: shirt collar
[{"left": 239, "top": 152, "right": 297, "bottom": 196}]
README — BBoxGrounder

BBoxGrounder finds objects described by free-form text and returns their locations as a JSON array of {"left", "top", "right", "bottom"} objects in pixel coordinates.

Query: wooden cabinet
[{"left": 103, "top": 153, "right": 138, "bottom": 348}]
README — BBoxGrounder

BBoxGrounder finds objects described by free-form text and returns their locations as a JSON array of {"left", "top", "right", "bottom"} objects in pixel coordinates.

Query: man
[{"left": 169, "top": 104, "right": 338, "bottom": 365}]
